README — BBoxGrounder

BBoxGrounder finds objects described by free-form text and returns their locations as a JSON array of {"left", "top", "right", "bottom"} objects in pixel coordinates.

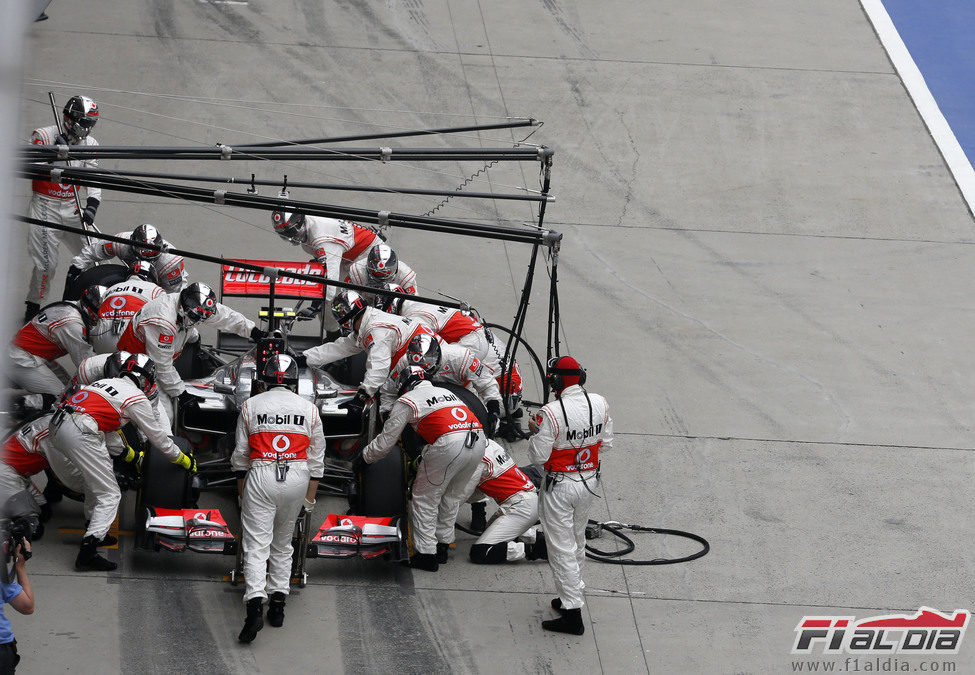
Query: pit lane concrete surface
[{"left": 8, "top": 1, "right": 975, "bottom": 673}]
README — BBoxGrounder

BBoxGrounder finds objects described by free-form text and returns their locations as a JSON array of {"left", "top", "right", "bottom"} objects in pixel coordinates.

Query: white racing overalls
[
  {"left": 47, "top": 377, "right": 178, "bottom": 540},
  {"left": 26, "top": 125, "right": 101, "bottom": 304},
  {"left": 89, "top": 276, "right": 166, "bottom": 354},
  {"left": 379, "top": 340, "right": 501, "bottom": 414},
  {"left": 231, "top": 388, "right": 326, "bottom": 602},
  {"left": 303, "top": 306, "right": 432, "bottom": 397},
  {"left": 9, "top": 302, "right": 92, "bottom": 395},
  {"left": 362, "top": 381, "right": 485, "bottom": 554},
  {"left": 528, "top": 385, "right": 613, "bottom": 610},
  {"left": 461, "top": 439, "right": 539, "bottom": 562},
  {"left": 346, "top": 257, "right": 418, "bottom": 300},
  {"left": 74, "top": 353, "right": 172, "bottom": 429},
  {"left": 71, "top": 231, "right": 188, "bottom": 293},
  {"left": 398, "top": 299, "right": 500, "bottom": 375},
  {"left": 116, "top": 294, "right": 255, "bottom": 420}
]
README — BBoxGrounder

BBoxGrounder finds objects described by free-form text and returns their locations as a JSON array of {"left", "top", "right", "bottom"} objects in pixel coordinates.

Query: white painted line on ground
[
  {"left": 860, "top": 0, "right": 975, "bottom": 217},
  {"left": 198, "top": 0, "right": 248, "bottom": 5}
]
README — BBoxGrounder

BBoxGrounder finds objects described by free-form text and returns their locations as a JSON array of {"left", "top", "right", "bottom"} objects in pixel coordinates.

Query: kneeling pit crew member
[
  {"left": 47, "top": 354, "right": 196, "bottom": 571},
  {"left": 232, "top": 354, "right": 326, "bottom": 643},
  {"left": 117, "top": 282, "right": 263, "bottom": 421},
  {"left": 527, "top": 356, "right": 613, "bottom": 636},
  {"left": 360, "top": 366, "right": 484, "bottom": 572},
  {"left": 1, "top": 413, "right": 87, "bottom": 528},
  {"left": 461, "top": 439, "right": 545, "bottom": 564},
  {"left": 8, "top": 285, "right": 106, "bottom": 399},
  {"left": 302, "top": 291, "right": 433, "bottom": 419}
]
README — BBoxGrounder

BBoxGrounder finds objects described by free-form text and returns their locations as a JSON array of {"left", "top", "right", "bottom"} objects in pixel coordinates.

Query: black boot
[
  {"left": 550, "top": 597, "right": 567, "bottom": 615},
  {"left": 266, "top": 592, "right": 286, "bottom": 628},
  {"left": 75, "top": 535, "right": 117, "bottom": 572},
  {"left": 542, "top": 607, "right": 584, "bottom": 635},
  {"left": 42, "top": 473, "right": 64, "bottom": 504},
  {"left": 99, "top": 534, "right": 118, "bottom": 547},
  {"left": 470, "top": 501, "right": 487, "bottom": 533},
  {"left": 23, "top": 302, "right": 39, "bottom": 325},
  {"left": 409, "top": 553, "right": 439, "bottom": 572},
  {"left": 526, "top": 537, "right": 548, "bottom": 561},
  {"left": 238, "top": 598, "right": 264, "bottom": 643},
  {"left": 436, "top": 543, "right": 450, "bottom": 564}
]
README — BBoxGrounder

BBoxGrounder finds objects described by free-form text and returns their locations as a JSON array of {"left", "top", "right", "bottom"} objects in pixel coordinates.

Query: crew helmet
[
  {"left": 131, "top": 224, "right": 164, "bottom": 262},
  {"left": 271, "top": 211, "right": 307, "bottom": 244},
  {"left": 63, "top": 95, "right": 98, "bottom": 139},
  {"left": 177, "top": 282, "right": 217, "bottom": 327}
]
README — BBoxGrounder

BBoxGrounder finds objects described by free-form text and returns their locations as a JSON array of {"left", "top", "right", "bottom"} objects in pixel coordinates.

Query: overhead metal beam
[
  {"left": 21, "top": 145, "right": 552, "bottom": 162},
  {"left": 19, "top": 163, "right": 562, "bottom": 248}
]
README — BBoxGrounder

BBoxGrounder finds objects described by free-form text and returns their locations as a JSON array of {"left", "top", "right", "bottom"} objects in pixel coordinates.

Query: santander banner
[{"left": 222, "top": 259, "right": 325, "bottom": 299}]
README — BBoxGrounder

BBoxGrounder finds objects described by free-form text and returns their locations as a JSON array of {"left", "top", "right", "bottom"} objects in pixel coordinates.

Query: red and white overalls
[
  {"left": 362, "top": 381, "right": 485, "bottom": 555},
  {"left": 231, "top": 388, "right": 326, "bottom": 603},
  {"left": 528, "top": 385, "right": 613, "bottom": 610}
]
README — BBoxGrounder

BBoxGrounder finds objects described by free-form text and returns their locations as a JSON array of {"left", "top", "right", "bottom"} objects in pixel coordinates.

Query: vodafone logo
[
  {"left": 109, "top": 296, "right": 127, "bottom": 310},
  {"left": 271, "top": 435, "right": 291, "bottom": 452},
  {"left": 450, "top": 407, "right": 468, "bottom": 422},
  {"left": 70, "top": 391, "right": 89, "bottom": 404},
  {"left": 577, "top": 448, "right": 592, "bottom": 466}
]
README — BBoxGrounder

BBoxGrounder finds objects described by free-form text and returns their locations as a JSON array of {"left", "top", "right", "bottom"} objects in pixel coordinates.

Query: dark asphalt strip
[
  {"left": 337, "top": 563, "right": 451, "bottom": 674},
  {"left": 118, "top": 575, "right": 235, "bottom": 674}
]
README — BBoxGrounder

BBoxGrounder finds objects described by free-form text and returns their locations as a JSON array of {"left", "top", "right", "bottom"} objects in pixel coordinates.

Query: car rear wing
[{"left": 218, "top": 258, "right": 326, "bottom": 351}]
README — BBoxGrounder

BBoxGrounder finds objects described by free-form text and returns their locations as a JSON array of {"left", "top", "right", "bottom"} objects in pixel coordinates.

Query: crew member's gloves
[
  {"left": 65, "top": 264, "right": 85, "bottom": 290},
  {"left": 485, "top": 400, "right": 501, "bottom": 438},
  {"left": 54, "top": 133, "right": 69, "bottom": 147},
  {"left": 185, "top": 330, "right": 201, "bottom": 345},
  {"left": 296, "top": 300, "right": 323, "bottom": 321},
  {"left": 340, "top": 388, "right": 370, "bottom": 419},
  {"left": 301, "top": 497, "right": 316, "bottom": 514},
  {"left": 80, "top": 197, "right": 99, "bottom": 226},
  {"left": 173, "top": 451, "right": 198, "bottom": 473},
  {"left": 122, "top": 446, "right": 145, "bottom": 470},
  {"left": 249, "top": 327, "right": 267, "bottom": 342}
]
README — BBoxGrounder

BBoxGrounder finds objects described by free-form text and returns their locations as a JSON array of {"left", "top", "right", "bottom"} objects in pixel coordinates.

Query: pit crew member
[
  {"left": 302, "top": 291, "right": 432, "bottom": 418},
  {"left": 8, "top": 285, "right": 106, "bottom": 398},
  {"left": 1, "top": 414, "right": 86, "bottom": 529},
  {"left": 527, "top": 356, "right": 613, "bottom": 636},
  {"left": 346, "top": 243, "right": 418, "bottom": 300},
  {"left": 375, "top": 284, "right": 500, "bottom": 375},
  {"left": 232, "top": 354, "right": 326, "bottom": 643},
  {"left": 116, "top": 282, "right": 263, "bottom": 420},
  {"left": 25, "top": 95, "right": 102, "bottom": 321},
  {"left": 378, "top": 333, "right": 502, "bottom": 436},
  {"left": 88, "top": 261, "right": 166, "bottom": 354},
  {"left": 47, "top": 354, "right": 195, "bottom": 571},
  {"left": 271, "top": 210, "right": 378, "bottom": 325},
  {"left": 361, "top": 367, "right": 484, "bottom": 572},
  {"left": 69, "top": 224, "right": 188, "bottom": 293},
  {"left": 460, "top": 439, "right": 545, "bottom": 564}
]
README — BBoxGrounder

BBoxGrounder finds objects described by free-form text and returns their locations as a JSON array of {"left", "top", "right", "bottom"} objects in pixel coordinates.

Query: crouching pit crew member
[
  {"left": 47, "top": 354, "right": 195, "bottom": 571},
  {"left": 8, "top": 285, "right": 106, "bottom": 400},
  {"left": 232, "top": 354, "right": 326, "bottom": 644},
  {"left": 528, "top": 356, "right": 613, "bottom": 636},
  {"left": 360, "top": 367, "right": 484, "bottom": 572},
  {"left": 117, "top": 282, "right": 264, "bottom": 422},
  {"left": 462, "top": 439, "right": 546, "bottom": 564},
  {"left": 303, "top": 291, "right": 433, "bottom": 419}
]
